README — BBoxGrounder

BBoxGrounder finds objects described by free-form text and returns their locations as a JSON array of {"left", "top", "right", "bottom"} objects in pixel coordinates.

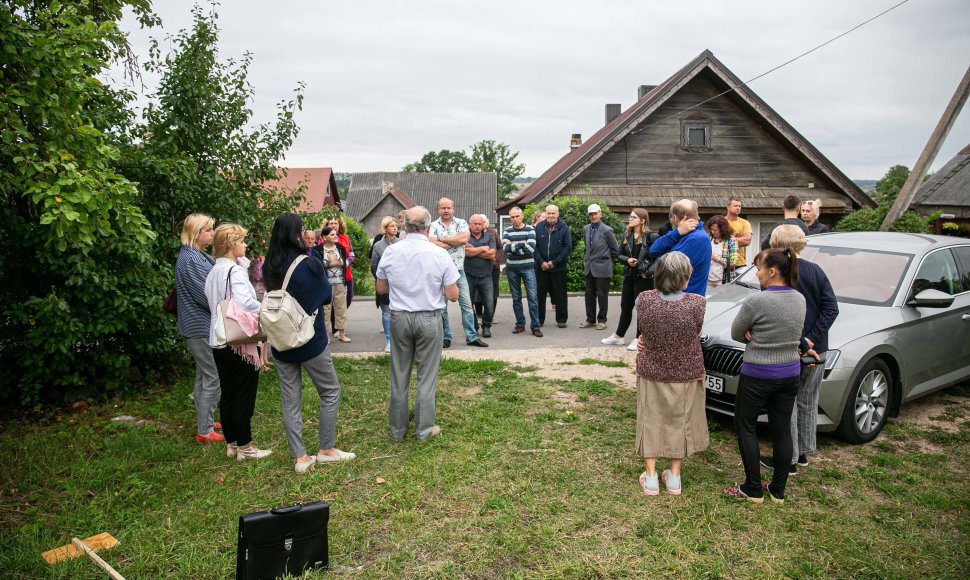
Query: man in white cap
[{"left": 580, "top": 204, "right": 619, "bottom": 329}]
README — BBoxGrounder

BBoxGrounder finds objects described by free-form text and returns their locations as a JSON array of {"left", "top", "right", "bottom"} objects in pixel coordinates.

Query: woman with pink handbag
[{"left": 205, "top": 224, "right": 273, "bottom": 462}]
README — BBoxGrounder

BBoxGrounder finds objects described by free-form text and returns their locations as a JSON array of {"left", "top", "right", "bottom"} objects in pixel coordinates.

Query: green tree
[
  {"left": 873, "top": 164, "right": 910, "bottom": 206},
  {"left": 402, "top": 149, "right": 471, "bottom": 173},
  {"left": 121, "top": 6, "right": 305, "bottom": 261},
  {"left": 469, "top": 140, "right": 526, "bottom": 200},
  {"left": 402, "top": 140, "right": 526, "bottom": 200},
  {"left": 0, "top": 0, "right": 166, "bottom": 404}
]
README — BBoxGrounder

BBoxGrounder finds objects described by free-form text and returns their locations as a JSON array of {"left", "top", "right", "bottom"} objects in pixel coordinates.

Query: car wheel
[{"left": 837, "top": 358, "right": 893, "bottom": 444}]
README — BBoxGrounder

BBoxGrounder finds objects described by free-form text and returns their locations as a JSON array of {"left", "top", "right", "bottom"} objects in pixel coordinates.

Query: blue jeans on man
[
  {"left": 507, "top": 266, "right": 539, "bottom": 331},
  {"left": 442, "top": 270, "right": 479, "bottom": 343}
]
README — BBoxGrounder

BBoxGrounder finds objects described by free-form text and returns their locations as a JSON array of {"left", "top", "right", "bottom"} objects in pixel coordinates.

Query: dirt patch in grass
[
  {"left": 899, "top": 392, "right": 969, "bottom": 432},
  {"left": 442, "top": 347, "right": 638, "bottom": 390}
]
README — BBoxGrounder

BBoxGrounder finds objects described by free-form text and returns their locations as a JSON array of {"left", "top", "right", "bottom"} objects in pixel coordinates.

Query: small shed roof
[
  {"left": 913, "top": 144, "right": 970, "bottom": 208},
  {"left": 346, "top": 172, "right": 498, "bottom": 226}
]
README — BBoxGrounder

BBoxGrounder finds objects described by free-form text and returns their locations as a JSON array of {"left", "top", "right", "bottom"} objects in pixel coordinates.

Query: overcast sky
[{"left": 108, "top": 0, "right": 970, "bottom": 180}]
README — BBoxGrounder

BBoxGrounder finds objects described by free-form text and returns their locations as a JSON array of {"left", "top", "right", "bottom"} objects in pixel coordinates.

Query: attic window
[{"left": 681, "top": 115, "right": 712, "bottom": 151}]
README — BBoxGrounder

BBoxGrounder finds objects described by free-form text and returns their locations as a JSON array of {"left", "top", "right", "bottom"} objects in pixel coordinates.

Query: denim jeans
[
  {"left": 380, "top": 304, "right": 391, "bottom": 343},
  {"left": 507, "top": 266, "right": 539, "bottom": 330},
  {"left": 734, "top": 373, "right": 799, "bottom": 499},
  {"left": 442, "top": 270, "right": 478, "bottom": 342}
]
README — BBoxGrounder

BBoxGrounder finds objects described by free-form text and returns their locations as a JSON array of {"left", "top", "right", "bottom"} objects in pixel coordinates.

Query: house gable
[{"left": 500, "top": 50, "right": 873, "bottom": 217}]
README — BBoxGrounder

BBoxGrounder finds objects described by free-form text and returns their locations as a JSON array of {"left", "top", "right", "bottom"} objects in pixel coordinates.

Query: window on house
[
  {"left": 688, "top": 127, "right": 707, "bottom": 147},
  {"left": 681, "top": 115, "right": 713, "bottom": 151}
]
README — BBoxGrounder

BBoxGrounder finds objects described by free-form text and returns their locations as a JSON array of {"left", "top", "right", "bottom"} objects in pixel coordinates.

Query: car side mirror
[{"left": 908, "top": 288, "right": 954, "bottom": 308}]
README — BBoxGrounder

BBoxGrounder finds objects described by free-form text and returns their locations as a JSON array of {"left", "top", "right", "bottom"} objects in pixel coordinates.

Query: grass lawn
[{"left": 2, "top": 355, "right": 969, "bottom": 578}]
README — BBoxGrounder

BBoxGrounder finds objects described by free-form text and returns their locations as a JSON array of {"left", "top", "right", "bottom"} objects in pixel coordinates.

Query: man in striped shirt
[{"left": 502, "top": 207, "right": 542, "bottom": 337}]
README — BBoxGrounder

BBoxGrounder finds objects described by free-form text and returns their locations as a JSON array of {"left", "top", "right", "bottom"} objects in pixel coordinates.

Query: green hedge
[{"left": 524, "top": 196, "right": 626, "bottom": 291}]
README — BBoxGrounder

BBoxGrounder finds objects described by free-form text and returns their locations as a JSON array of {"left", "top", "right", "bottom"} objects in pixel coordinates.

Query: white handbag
[{"left": 259, "top": 256, "right": 317, "bottom": 351}]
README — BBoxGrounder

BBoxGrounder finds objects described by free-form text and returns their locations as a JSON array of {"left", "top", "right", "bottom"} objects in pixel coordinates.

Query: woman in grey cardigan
[{"left": 723, "top": 248, "right": 805, "bottom": 504}]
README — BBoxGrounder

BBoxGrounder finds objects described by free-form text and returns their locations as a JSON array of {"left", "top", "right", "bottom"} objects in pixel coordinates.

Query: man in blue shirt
[{"left": 649, "top": 199, "right": 712, "bottom": 296}]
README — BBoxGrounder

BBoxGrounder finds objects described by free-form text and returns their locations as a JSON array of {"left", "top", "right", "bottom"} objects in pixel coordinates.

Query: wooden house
[
  {"left": 499, "top": 50, "right": 875, "bottom": 242},
  {"left": 345, "top": 172, "right": 498, "bottom": 236}
]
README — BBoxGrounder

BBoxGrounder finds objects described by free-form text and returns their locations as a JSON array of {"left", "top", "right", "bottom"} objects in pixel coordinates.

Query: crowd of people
[{"left": 172, "top": 193, "right": 836, "bottom": 500}]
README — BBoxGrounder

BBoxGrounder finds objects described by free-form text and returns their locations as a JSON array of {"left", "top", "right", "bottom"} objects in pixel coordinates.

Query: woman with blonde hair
[
  {"left": 634, "top": 251, "right": 708, "bottom": 496},
  {"left": 175, "top": 213, "right": 224, "bottom": 444},
  {"left": 801, "top": 199, "right": 828, "bottom": 235},
  {"left": 205, "top": 224, "right": 272, "bottom": 461},
  {"left": 371, "top": 216, "right": 399, "bottom": 352},
  {"left": 603, "top": 208, "right": 658, "bottom": 351}
]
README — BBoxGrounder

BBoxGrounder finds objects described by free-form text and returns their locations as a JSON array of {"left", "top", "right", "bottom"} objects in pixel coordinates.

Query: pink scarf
[{"left": 226, "top": 299, "right": 261, "bottom": 369}]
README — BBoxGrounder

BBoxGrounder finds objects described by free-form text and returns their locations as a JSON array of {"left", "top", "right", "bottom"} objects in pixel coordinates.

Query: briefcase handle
[{"left": 270, "top": 504, "right": 304, "bottom": 515}]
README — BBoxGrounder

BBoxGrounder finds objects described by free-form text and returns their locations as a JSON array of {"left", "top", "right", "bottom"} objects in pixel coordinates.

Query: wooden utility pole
[{"left": 881, "top": 65, "right": 970, "bottom": 230}]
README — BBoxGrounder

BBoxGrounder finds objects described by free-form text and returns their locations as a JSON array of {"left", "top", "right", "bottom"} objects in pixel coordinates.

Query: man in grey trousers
[
  {"left": 581, "top": 203, "right": 619, "bottom": 329},
  {"left": 376, "top": 206, "right": 459, "bottom": 441}
]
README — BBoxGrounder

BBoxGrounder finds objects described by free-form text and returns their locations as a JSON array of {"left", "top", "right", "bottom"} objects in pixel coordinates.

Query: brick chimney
[
  {"left": 605, "top": 104, "right": 621, "bottom": 125},
  {"left": 570, "top": 133, "right": 582, "bottom": 150},
  {"left": 638, "top": 85, "right": 657, "bottom": 100}
]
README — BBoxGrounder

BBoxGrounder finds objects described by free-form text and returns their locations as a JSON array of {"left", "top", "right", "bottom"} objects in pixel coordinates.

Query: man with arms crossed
[
  {"left": 463, "top": 214, "right": 497, "bottom": 338},
  {"left": 534, "top": 204, "right": 572, "bottom": 328},
  {"left": 502, "top": 207, "right": 542, "bottom": 337},
  {"left": 429, "top": 197, "right": 488, "bottom": 348},
  {"left": 376, "top": 207, "right": 459, "bottom": 441}
]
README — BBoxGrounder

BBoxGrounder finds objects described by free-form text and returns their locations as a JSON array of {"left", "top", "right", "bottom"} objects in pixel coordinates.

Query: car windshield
[{"left": 735, "top": 245, "right": 913, "bottom": 306}]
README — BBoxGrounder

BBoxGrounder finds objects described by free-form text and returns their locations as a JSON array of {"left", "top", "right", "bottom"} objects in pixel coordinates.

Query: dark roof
[
  {"left": 346, "top": 172, "right": 498, "bottom": 225},
  {"left": 557, "top": 185, "right": 852, "bottom": 213},
  {"left": 498, "top": 50, "right": 874, "bottom": 213},
  {"left": 913, "top": 144, "right": 970, "bottom": 207},
  {"left": 264, "top": 168, "right": 339, "bottom": 211}
]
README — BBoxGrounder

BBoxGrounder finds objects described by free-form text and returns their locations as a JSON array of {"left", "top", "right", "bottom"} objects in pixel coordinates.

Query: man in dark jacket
[{"left": 534, "top": 204, "right": 573, "bottom": 328}]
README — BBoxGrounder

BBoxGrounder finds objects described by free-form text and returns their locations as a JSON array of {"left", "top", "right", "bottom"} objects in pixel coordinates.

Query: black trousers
[
  {"left": 213, "top": 346, "right": 259, "bottom": 447},
  {"left": 584, "top": 274, "right": 610, "bottom": 323},
  {"left": 537, "top": 269, "right": 568, "bottom": 325},
  {"left": 615, "top": 275, "right": 652, "bottom": 337},
  {"left": 476, "top": 268, "right": 501, "bottom": 319},
  {"left": 734, "top": 373, "right": 799, "bottom": 499}
]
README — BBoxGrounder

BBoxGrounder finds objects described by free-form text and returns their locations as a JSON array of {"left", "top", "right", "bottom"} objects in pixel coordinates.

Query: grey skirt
[{"left": 635, "top": 376, "right": 710, "bottom": 459}]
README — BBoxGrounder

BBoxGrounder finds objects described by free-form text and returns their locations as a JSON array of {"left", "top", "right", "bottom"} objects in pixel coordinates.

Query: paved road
[{"left": 329, "top": 293, "right": 631, "bottom": 354}]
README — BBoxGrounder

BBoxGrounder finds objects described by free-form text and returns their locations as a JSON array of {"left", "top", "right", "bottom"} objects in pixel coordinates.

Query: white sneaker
[
  {"left": 627, "top": 339, "right": 639, "bottom": 352},
  {"left": 295, "top": 456, "right": 316, "bottom": 474},
  {"left": 601, "top": 334, "right": 625, "bottom": 346},
  {"left": 226, "top": 443, "right": 238, "bottom": 458},
  {"left": 236, "top": 443, "right": 272, "bottom": 461},
  {"left": 316, "top": 449, "right": 356, "bottom": 462}
]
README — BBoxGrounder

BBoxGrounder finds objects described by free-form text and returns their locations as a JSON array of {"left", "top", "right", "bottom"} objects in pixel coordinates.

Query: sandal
[
  {"left": 662, "top": 469, "right": 682, "bottom": 496},
  {"left": 722, "top": 485, "right": 763, "bottom": 504},
  {"left": 639, "top": 472, "right": 659, "bottom": 496}
]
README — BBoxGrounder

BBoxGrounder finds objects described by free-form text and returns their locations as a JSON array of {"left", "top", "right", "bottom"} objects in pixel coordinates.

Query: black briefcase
[{"left": 236, "top": 501, "right": 329, "bottom": 579}]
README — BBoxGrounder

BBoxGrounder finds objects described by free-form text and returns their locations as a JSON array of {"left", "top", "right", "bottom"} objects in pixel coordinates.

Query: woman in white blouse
[{"left": 205, "top": 224, "right": 272, "bottom": 461}]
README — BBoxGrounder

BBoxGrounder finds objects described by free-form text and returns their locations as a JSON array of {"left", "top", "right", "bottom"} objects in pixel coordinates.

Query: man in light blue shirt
[
  {"left": 429, "top": 197, "right": 488, "bottom": 348},
  {"left": 376, "top": 206, "right": 459, "bottom": 441}
]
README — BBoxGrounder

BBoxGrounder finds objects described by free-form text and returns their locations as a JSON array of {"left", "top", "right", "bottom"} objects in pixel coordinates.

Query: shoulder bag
[
  {"left": 213, "top": 266, "right": 266, "bottom": 346},
  {"left": 259, "top": 255, "right": 316, "bottom": 351}
]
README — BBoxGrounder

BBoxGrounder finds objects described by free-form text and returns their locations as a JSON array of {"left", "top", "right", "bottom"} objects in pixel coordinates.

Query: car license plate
[{"left": 705, "top": 375, "right": 723, "bottom": 394}]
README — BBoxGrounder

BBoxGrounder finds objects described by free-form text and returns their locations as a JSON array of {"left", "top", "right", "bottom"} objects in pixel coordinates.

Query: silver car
[{"left": 701, "top": 232, "right": 970, "bottom": 443}]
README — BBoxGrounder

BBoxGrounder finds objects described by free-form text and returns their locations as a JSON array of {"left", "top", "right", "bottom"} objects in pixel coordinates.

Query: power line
[{"left": 632, "top": 0, "right": 914, "bottom": 132}]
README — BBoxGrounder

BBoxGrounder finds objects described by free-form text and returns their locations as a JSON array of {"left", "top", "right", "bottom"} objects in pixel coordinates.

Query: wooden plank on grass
[{"left": 41, "top": 532, "right": 119, "bottom": 564}]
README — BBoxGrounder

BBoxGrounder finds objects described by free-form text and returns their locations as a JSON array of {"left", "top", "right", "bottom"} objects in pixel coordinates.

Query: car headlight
[{"left": 823, "top": 350, "right": 840, "bottom": 378}]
